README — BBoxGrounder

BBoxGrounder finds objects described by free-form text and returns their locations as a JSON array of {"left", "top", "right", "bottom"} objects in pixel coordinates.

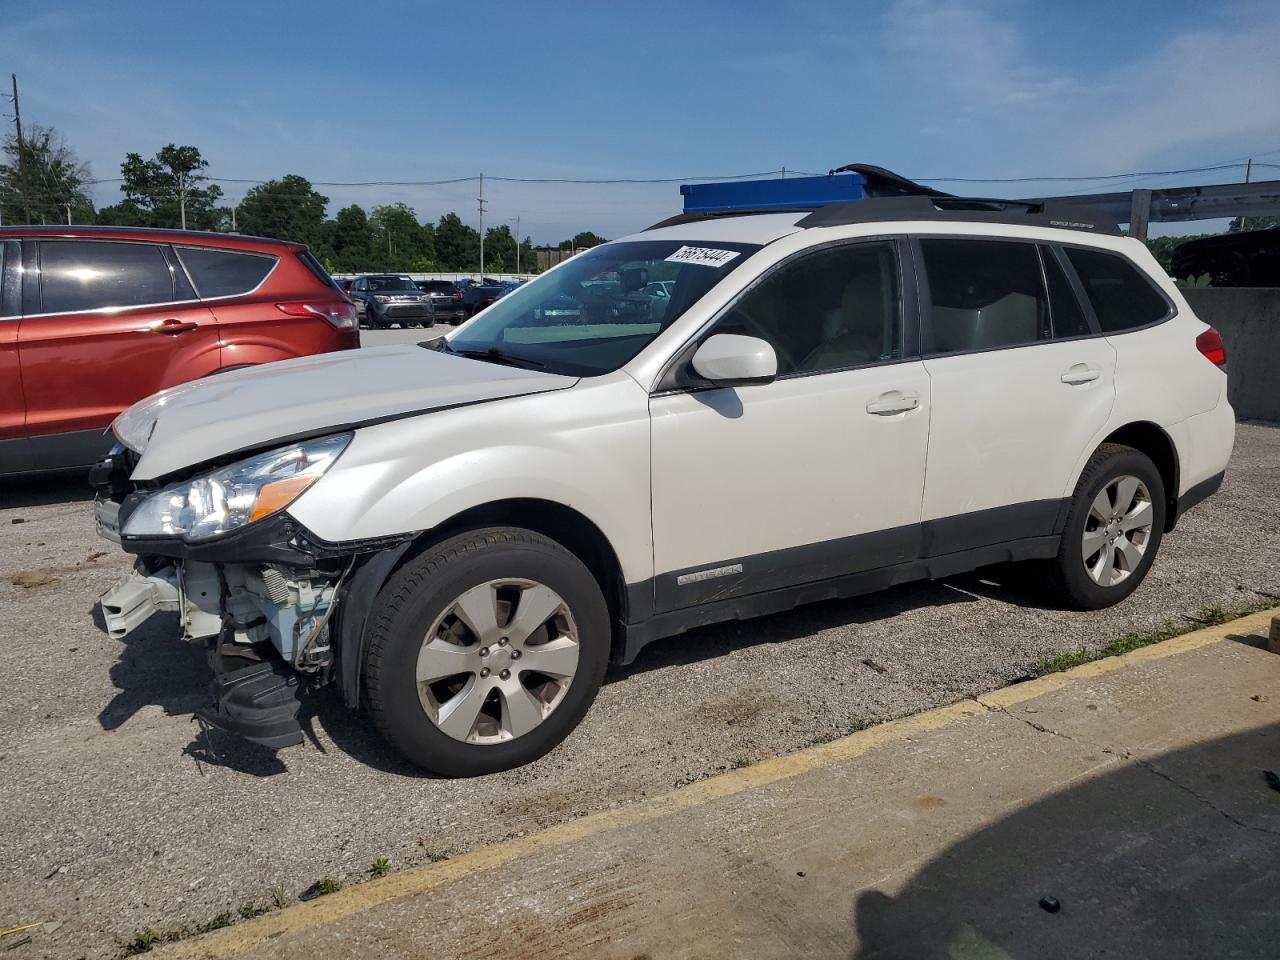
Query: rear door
[
  {"left": 915, "top": 236, "right": 1116, "bottom": 554},
  {"left": 649, "top": 238, "right": 931, "bottom": 612},
  {"left": 18, "top": 238, "right": 220, "bottom": 468}
]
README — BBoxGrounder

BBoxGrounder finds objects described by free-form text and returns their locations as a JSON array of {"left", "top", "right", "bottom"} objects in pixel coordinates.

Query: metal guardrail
[{"left": 1034, "top": 180, "right": 1280, "bottom": 239}]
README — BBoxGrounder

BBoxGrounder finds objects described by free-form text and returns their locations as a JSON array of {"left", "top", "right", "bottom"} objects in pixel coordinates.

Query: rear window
[
  {"left": 1064, "top": 247, "right": 1170, "bottom": 333},
  {"left": 40, "top": 240, "right": 179, "bottom": 313},
  {"left": 177, "top": 246, "right": 278, "bottom": 298},
  {"left": 418, "top": 281, "right": 457, "bottom": 294},
  {"left": 0, "top": 241, "right": 17, "bottom": 318},
  {"left": 296, "top": 250, "right": 340, "bottom": 291}
]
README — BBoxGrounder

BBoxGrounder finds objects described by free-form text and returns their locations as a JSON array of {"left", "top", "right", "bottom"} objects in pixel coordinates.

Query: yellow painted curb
[
  {"left": 155, "top": 607, "right": 1275, "bottom": 958},
  {"left": 978, "top": 607, "right": 1276, "bottom": 710}
]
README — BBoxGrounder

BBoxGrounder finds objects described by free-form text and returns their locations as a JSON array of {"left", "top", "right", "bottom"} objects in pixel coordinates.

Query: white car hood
[{"left": 129, "top": 345, "right": 577, "bottom": 480}]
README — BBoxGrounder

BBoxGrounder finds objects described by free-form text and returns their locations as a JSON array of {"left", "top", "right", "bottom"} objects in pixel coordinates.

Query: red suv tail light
[
  {"left": 276, "top": 301, "right": 359, "bottom": 330},
  {"left": 1195, "top": 326, "right": 1227, "bottom": 369},
  {"left": 452, "top": 291, "right": 463, "bottom": 301}
]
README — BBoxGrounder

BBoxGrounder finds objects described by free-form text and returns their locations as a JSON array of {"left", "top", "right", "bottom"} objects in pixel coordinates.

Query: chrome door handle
[
  {"left": 866, "top": 392, "right": 920, "bottom": 415},
  {"left": 1061, "top": 364, "right": 1101, "bottom": 385}
]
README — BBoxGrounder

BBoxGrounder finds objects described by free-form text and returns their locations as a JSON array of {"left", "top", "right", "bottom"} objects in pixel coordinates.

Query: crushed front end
[{"left": 91, "top": 438, "right": 407, "bottom": 749}]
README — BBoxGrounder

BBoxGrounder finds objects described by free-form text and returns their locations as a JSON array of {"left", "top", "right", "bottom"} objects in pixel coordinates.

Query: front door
[
  {"left": 18, "top": 238, "right": 220, "bottom": 468},
  {"left": 649, "top": 239, "right": 931, "bottom": 613}
]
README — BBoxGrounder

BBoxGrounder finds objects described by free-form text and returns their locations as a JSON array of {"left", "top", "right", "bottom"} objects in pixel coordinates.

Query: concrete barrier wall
[{"left": 1182, "top": 287, "right": 1280, "bottom": 422}]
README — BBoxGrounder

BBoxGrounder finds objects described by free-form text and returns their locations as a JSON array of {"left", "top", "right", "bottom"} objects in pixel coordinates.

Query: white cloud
[{"left": 878, "top": 0, "right": 1280, "bottom": 175}]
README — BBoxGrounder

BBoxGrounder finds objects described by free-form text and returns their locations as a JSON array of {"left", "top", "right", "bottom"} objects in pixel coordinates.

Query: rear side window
[
  {"left": 177, "top": 246, "right": 277, "bottom": 298},
  {"left": 39, "top": 240, "right": 178, "bottom": 313},
  {"left": 1064, "top": 247, "right": 1170, "bottom": 333},
  {"left": 920, "top": 239, "right": 1048, "bottom": 353},
  {"left": 1043, "top": 247, "right": 1092, "bottom": 338}
]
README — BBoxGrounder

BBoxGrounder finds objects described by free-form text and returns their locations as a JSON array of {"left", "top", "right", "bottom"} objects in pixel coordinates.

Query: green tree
[
  {"left": 558, "top": 230, "right": 606, "bottom": 251},
  {"left": 1229, "top": 215, "right": 1280, "bottom": 233},
  {"left": 371, "top": 202, "right": 436, "bottom": 271},
  {"left": 330, "top": 205, "right": 373, "bottom": 271},
  {"left": 1145, "top": 234, "right": 1209, "bottom": 275},
  {"left": 483, "top": 224, "right": 517, "bottom": 273},
  {"left": 0, "top": 124, "right": 94, "bottom": 225},
  {"left": 101, "top": 144, "right": 222, "bottom": 229},
  {"left": 235, "top": 174, "right": 329, "bottom": 245},
  {"left": 435, "top": 212, "right": 480, "bottom": 270}
]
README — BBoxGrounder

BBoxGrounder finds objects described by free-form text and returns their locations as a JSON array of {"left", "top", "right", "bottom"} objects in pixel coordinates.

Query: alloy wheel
[
  {"left": 415, "top": 579, "right": 580, "bottom": 744},
  {"left": 1082, "top": 475, "right": 1153, "bottom": 586}
]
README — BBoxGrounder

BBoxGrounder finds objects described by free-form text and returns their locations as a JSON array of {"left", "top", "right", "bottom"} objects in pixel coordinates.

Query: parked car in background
[
  {"left": 1171, "top": 226, "right": 1280, "bottom": 287},
  {"left": 0, "top": 226, "right": 358, "bottom": 475},
  {"left": 348, "top": 275, "right": 434, "bottom": 328},
  {"left": 457, "top": 276, "right": 510, "bottom": 317},
  {"left": 414, "top": 279, "right": 468, "bottom": 324},
  {"left": 335, "top": 277, "right": 354, "bottom": 296}
]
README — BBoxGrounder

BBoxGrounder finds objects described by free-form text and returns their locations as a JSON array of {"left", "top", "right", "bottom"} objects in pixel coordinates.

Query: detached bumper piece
[{"left": 197, "top": 659, "right": 306, "bottom": 749}]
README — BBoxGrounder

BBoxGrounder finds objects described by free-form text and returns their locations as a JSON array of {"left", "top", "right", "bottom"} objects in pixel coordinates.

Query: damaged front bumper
[{"left": 93, "top": 445, "right": 412, "bottom": 750}]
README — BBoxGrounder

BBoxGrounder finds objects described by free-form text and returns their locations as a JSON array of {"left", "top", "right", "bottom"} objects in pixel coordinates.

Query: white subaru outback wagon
[{"left": 94, "top": 193, "right": 1233, "bottom": 776}]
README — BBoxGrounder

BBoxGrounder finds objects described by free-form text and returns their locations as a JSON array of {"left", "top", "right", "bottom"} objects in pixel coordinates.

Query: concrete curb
[{"left": 154, "top": 607, "right": 1278, "bottom": 958}]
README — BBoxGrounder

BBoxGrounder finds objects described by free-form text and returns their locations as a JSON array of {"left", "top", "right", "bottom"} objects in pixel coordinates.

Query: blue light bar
[{"left": 681, "top": 173, "right": 868, "bottom": 214}]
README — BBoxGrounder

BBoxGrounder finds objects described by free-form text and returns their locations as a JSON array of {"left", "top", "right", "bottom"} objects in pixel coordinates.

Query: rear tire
[
  {"left": 1047, "top": 443, "right": 1165, "bottom": 610},
  {"left": 364, "top": 527, "right": 610, "bottom": 777}
]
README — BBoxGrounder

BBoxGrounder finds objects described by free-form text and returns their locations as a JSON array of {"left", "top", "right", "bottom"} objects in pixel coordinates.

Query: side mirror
[{"left": 690, "top": 334, "right": 777, "bottom": 386}]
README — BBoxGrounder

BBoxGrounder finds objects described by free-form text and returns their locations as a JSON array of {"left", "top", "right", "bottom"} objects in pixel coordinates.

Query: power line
[{"left": 74, "top": 157, "right": 1280, "bottom": 193}]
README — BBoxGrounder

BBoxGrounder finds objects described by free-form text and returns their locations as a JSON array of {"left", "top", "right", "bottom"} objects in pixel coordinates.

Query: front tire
[
  {"left": 364, "top": 527, "right": 610, "bottom": 777},
  {"left": 1048, "top": 443, "right": 1165, "bottom": 609}
]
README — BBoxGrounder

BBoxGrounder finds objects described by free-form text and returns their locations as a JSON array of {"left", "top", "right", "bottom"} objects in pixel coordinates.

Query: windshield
[
  {"left": 368, "top": 276, "right": 418, "bottom": 292},
  {"left": 449, "top": 239, "right": 760, "bottom": 376}
]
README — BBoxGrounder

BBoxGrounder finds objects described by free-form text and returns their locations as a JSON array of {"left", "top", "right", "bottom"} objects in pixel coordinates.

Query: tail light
[
  {"left": 276, "top": 300, "right": 359, "bottom": 330},
  {"left": 453, "top": 291, "right": 463, "bottom": 301},
  {"left": 1195, "top": 327, "right": 1226, "bottom": 369}
]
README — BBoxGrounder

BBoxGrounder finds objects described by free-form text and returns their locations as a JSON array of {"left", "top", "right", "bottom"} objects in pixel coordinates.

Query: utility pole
[
  {"left": 64, "top": 202, "right": 71, "bottom": 225},
  {"left": 231, "top": 204, "right": 237, "bottom": 232},
  {"left": 477, "top": 173, "right": 486, "bottom": 277},
  {"left": 1245, "top": 158, "right": 1253, "bottom": 183},
  {"left": 11, "top": 74, "right": 30, "bottom": 223},
  {"left": 177, "top": 170, "right": 188, "bottom": 230}
]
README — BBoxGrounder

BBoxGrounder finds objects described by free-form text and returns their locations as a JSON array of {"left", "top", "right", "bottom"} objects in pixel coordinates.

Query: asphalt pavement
[{"left": 0, "top": 339, "right": 1277, "bottom": 956}]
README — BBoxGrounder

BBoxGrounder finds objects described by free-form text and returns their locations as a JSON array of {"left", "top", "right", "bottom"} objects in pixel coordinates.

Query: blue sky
[{"left": 3, "top": 0, "right": 1278, "bottom": 241}]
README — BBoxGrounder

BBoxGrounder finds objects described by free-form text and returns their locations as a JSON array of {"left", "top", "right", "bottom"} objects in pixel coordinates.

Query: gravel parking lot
[{"left": 1, "top": 335, "right": 1276, "bottom": 957}]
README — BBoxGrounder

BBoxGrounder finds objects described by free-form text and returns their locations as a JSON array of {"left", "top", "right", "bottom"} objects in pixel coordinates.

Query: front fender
[{"left": 289, "top": 376, "right": 654, "bottom": 585}]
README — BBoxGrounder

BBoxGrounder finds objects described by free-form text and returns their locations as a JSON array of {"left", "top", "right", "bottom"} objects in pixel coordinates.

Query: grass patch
[
  {"left": 370, "top": 858, "right": 391, "bottom": 878},
  {"left": 1033, "top": 602, "right": 1275, "bottom": 677},
  {"left": 126, "top": 931, "right": 162, "bottom": 955},
  {"left": 729, "top": 756, "right": 753, "bottom": 769}
]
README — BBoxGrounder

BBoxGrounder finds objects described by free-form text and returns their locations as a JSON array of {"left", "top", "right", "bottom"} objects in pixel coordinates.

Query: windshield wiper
[{"left": 451, "top": 346, "right": 546, "bottom": 369}]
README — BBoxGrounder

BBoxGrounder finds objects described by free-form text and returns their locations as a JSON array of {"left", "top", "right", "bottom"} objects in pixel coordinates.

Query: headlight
[
  {"left": 113, "top": 380, "right": 207, "bottom": 453},
  {"left": 373, "top": 295, "right": 391, "bottom": 303},
  {"left": 122, "top": 434, "right": 352, "bottom": 541}
]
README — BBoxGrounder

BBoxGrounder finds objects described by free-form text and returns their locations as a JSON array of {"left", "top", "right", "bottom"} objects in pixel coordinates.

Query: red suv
[{"left": 0, "top": 226, "right": 359, "bottom": 474}]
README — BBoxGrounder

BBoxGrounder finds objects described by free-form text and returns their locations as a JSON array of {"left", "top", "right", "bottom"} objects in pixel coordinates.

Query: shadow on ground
[
  {"left": 851, "top": 723, "right": 1280, "bottom": 959},
  {"left": 612, "top": 563, "right": 1054, "bottom": 680},
  {"left": 0, "top": 469, "right": 94, "bottom": 508}
]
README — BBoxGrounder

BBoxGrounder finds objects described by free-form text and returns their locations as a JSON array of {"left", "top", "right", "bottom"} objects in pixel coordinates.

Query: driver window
[{"left": 711, "top": 242, "right": 902, "bottom": 376}]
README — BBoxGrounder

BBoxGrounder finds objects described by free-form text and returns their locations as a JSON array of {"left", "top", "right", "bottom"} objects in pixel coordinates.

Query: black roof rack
[{"left": 796, "top": 195, "right": 1123, "bottom": 235}]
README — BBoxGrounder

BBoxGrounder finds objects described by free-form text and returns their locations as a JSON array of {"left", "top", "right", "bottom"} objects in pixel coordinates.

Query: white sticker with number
[{"left": 664, "top": 245, "right": 741, "bottom": 268}]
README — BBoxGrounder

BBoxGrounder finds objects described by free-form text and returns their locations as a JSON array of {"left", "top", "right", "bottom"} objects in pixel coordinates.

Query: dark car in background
[
  {"left": 0, "top": 226, "right": 358, "bottom": 475},
  {"left": 1171, "top": 227, "right": 1280, "bottom": 287},
  {"left": 457, "top": 276, "right": 510, "bottom": 317},
  {"left": 413, "top": 279, "right": 467, "bottom": 324},
  {"left": 348, "top": 274, "right": 434, "bottom": 328}
]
